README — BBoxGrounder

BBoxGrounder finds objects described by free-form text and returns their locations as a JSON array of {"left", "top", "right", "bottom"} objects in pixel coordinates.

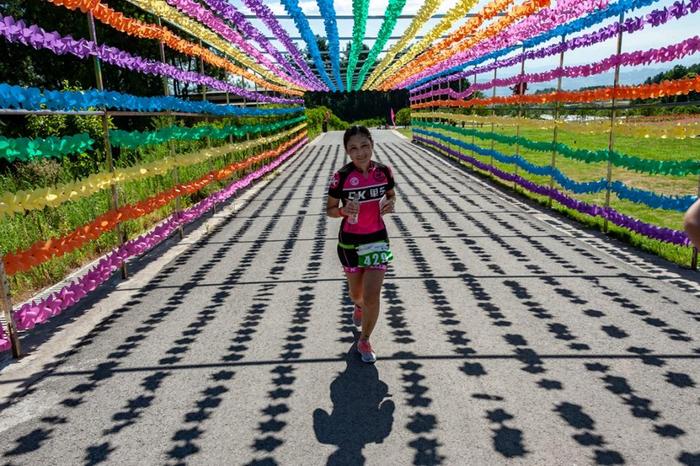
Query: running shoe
[
  {"left": 352, "top": 305, "right": 363, "bottom": 327},
  {"left": 357, "top": 339, "right": 376, "bottom": 363}
]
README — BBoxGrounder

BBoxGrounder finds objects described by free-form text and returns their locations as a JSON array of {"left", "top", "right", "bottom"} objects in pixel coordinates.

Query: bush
[
  {"left": 395, "top": 108, "right": 411, "bottom": 126},
  {"left": 305, "top": 106, "right": 348, "bottom": 135}
]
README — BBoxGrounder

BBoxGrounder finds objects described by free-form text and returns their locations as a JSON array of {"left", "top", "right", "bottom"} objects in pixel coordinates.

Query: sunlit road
[{"left": 1, "top": 130, "right": 699, "bottom": 465}]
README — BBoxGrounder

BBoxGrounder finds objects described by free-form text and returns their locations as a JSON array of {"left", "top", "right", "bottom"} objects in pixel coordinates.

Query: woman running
[{"left": 327, "top": 126, "right": 396, "bottom": 363}]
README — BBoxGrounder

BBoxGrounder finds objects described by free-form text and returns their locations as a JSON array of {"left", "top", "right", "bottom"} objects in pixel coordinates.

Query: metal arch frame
[{"left": 257, "top": 14, "right": 496, "bottom": 90}]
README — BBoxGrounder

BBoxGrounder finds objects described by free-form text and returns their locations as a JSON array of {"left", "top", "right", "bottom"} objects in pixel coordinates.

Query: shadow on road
[{"left": 313, "top": 345, "right": 395, "bottom": 466}]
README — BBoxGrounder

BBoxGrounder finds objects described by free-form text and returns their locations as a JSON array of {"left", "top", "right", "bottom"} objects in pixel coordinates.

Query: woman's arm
[
  {"left": 684, "top": 198, "right": 700, "bottom": 248},
  {"left": 381, "top": 189, "right": 396, "bottom": 215},
  {"left": 326, "top": 195, "right": 345, "bottom": 218}
]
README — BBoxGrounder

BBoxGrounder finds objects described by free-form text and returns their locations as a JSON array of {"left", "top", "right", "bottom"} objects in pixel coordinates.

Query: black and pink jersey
[{"left": 328, "top": 161, "right": 395, "bottom": 243}]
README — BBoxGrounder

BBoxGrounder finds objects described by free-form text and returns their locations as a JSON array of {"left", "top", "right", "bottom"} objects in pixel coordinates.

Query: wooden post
[
  {"left": 548, "top": 35, "right": 566, "bottom": 208},
  {"left": 513, "top": 45, "right": 527, "bottom": 191},
  {"left": 693, "top": 176, "right": 700, "bottom": 269},
  {"left": 604, "top": 12, "right": 625, "bottom": 233},
  {"left": 158, "top": 18, "right": 184, "bottom": 239},
  {"left": 254, "top": 75, "right": 263, "bottom": 160},
  {"left": 198, "top": 40, "right": 217, "bottom": 215},
  {"left": 87, "top": 12, "right": 128, "bottom": 279},
  {"left": 226, "top": 91, "right": 233, "bottom": 144},
  {"left": 489, "top": 66, "right": 497, "bottom": 180},
  {"left": 0, "top": 259, "right": 21, "bottom": 358},
  {"left": 432, "top": 83, "right": 437, "bottom": 122},
  {"left": 445, "top": 81, "right": 453, "bottom": 153},
  {"left": 457, "top": 78, "right": 463, "bottom": 157},
  {"left": 199, "top": 40, "right": 207, "bottom": 103},
  {"left": 471, "top": 70, "right": 477, "bottom": 157}
]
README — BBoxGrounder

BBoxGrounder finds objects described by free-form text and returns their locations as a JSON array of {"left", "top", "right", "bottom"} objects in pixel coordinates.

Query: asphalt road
[{"left": 0, "top": 130, "right": 699, "bottom": 465}]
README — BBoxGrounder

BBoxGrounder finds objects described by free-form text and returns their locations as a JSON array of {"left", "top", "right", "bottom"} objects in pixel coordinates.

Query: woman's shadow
[{"left": 313, "top": 344, "right": 395, "bottom": 465}]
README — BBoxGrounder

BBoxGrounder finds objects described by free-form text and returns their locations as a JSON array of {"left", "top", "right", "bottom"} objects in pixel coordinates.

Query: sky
[{"left": 227, "top": 0, "right": 699, "bottom": 90}]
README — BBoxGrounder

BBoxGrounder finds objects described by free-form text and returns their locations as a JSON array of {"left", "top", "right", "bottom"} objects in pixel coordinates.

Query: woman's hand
[
  {"left": 343, "top": 199, "right": 360, "bottom": 217},
  {"left": 380, "top": 197, "right": 395, "bottom": 215}
]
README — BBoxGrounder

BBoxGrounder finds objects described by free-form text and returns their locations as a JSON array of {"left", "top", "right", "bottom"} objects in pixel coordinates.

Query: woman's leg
[
  {"left": 345, "top": 270, "right": 365, "bottom": 309},
  {"left": 360, "top": 269, "right": 385, "bottom": 341}
]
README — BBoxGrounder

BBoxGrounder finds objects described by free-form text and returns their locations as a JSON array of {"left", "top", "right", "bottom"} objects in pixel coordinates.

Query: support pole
[
  {"left": 692, "top": 176, "right": 700, "bottom": 269},
  {"left": 489, "top": 65, "right": 497, "bottom": 180},
  {"left": 0, "top": 259, "right": 21, "bottom": 358},
  {"left": 199, "top": 40, "right": 207, "bottom": 103},
  {"left": 445, "top": 80, "right": 453, "bottom": 153},
  {"left": 457, "top": 78, "right": 463, "bottom": 156},
  {"left": 548, "top": 35, "right": 566, "bottom": 208},
  {"left": 254, "top": 74, "right": 263, "bottom": 157},
  {"left": 604, "top": 12, "right": 625, "bottom": 233},
  {"left": 513, "top": 45, "right": 527, "bottom": 191},
  {"left": 226, "top": 91, "right": 233, "bottom": 144},
  {"left": 158, "top": 18, "right": 184, "bottom": 239},
  {"left": 471, "top": 70, "right": 477, "bottom": 157},
  {"left": 87, "top": 12, "right": 128, "bottom": 279},
  {"left": 199, "top": 40, "right": 216, "bottom": 215}
]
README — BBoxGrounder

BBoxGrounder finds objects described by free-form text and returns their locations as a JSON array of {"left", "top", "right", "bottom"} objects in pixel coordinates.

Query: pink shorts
[{"left": 343, "top": 264, "right": 388, "bottom": 274}]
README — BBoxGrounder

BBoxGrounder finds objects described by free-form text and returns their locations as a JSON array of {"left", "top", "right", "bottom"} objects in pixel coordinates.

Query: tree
[
  {"left": 304, "top": 90, "right": 409, "bottom": 123},
  {"left": 0, "top": 0, "right": 163, "bottom": 95},
  {"left": 306, "top": 35, "right": 330, "bottom": 78},
  {"left": 447, "top": 78, "right": 471, "bottom": 92},
  {"left": 644, "top": 63, "right": 700, "bottom": 104},
  {"left": 395, "top": 108, "right": 411, "bottom": 126}
]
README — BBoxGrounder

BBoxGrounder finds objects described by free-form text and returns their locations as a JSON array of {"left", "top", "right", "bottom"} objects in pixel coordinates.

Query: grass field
[
  {"left": 1, "top": 115, "right": 696, "bottom": 304},
  {"left": 0, "top": 136, "right": 267, "bottom": 303},
  {"left": 403, "top": 120, "right": 699, "bottom": 267}
]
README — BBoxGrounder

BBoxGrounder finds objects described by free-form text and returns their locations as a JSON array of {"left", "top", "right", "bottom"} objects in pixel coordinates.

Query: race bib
[{"left": 357, "top": 241, "right": 394, "bottom": 267}]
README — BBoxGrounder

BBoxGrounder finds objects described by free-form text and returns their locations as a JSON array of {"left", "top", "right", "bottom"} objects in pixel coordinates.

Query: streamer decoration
[
  {"left": 0, "top": 133, "right": 94, "bottom": 162},
  {"left": 317, "top": 0, "right": 344, "bottom": 92},
  {"left": 201, "top": 0, "right": 319, "bottom": 91},
  {"left": 354, "top": 0, "right": 407, "bottom": 91},
  {"left": 46, "top": 0, "right": 304, "bottom": 95},
  {"left": 240, "top": 0, "right": 326, "bottom": 90},
  {"left": 363, "top": 0, "right": 443, "bottom": 90},
  {"left": 411, "top": 75, "right": 700, "bottom": 109},
  {"left": 413, "top": 121, "right": 700, "bottom": 175},
  {"left": 410, "top": 0, "right": 700, "bottom": 93},
  {"left": 413, "top": 128, "right": 697, "bottom": 211},
  {"left": 384, "top": 0, "right": 564, "bottom": 90},
  {"left": 123, "top": 0, "right": 300, "bottom": 90},
  {"left": 406, "top": 0, "right": 669, "bottom": 89},
  {"left": 0, "top": 16, "right": 303, "bottom": 104},
  {"left": 3, "top": 132, "right": 307, "bottom": 276},
  {"left": 0, "top": 83, "right": 304, "bottom": 116},
  {"left": 110, "top": 115, "right": 307, "bottom": 148},
  {"left": 162, "top": 0, "right": 303, "bottom": 88},
  {"left": 414, "top": 136, "right": 690, "bottom": 245},
  {"left": 410, "top": 36, "right": 700, "bottom": 101},
  {"left": 280, "top": 0, "right": 337, "bottom": 91},
  {"left": 0, "top": 326, "right": 8, "bottom": 352},
  {"left": 7, "top": 138, "right": 308, "bottom": 335},
  {"left": 375, "top": 0, "right": 514, "bottom": 90},
  {"left": 0, "top": 125, "right": 307, "bottom": 217},
  {"left": 347, "top": 0, "right": 369, "bottom": 91},
  {"left": 401, "top": 0, "right": 611, "bottom": 89},
  {"left": 412, "top": 112, "right": 700, "bottom": 140}
]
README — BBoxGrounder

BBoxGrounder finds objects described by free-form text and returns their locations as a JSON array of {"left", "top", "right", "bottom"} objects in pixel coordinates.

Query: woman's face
[{"left": 345, "top": 134, "right": 373, "bottom": 169}]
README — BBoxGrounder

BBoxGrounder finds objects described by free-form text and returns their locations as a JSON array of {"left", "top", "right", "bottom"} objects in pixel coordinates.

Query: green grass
[
  {"left": 0, "top": 135, "right": 273, "bottom": 303},
  {"left": 411, "top": 122, "right": 698, "bottom": 268},
  {"left": 396, "top": 128, "right": 413, "bottom": 139}
]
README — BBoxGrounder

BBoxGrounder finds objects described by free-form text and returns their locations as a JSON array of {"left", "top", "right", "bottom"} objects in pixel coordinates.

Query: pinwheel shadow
[
  {"left": 313, "top": 345, "right": 395, "bottom": 466},
  {"left": 0, "top": 180, "right": 259, "bottom": 369}
]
